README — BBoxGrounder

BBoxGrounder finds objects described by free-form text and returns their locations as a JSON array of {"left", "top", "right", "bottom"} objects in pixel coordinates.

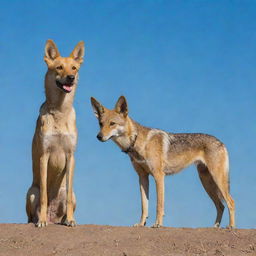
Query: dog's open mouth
[{"left": 56, "top": 81, "right": 74, "bottom": 93}]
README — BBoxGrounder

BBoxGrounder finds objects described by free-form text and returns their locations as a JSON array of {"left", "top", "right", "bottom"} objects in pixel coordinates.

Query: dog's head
[
  {"left": 91, "top": 96, "right": 129, "bottom": 142},
  {"left": 44, "top": 40, "right": 85, "bottom": 93}
]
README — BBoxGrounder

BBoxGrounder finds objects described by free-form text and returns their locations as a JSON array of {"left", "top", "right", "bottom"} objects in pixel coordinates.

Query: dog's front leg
[
  {"left": 152, "top": 174, "right": 165, "bottom": 228},
  {"left": 64, "top": 153, "right": 76, "bottom": 227},
  {"left": 134, "top": 173, "right": 149, "bottom": 227},
  {"left": 37, "top": 153, "right": 49, "bottom": 227}
]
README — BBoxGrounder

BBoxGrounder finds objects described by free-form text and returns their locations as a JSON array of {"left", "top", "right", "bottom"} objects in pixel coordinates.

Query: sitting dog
[{"left": 26, "top": 39, "right": 85, "bottom": 227}]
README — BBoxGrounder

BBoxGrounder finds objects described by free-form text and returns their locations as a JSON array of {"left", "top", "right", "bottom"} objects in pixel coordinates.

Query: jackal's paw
[
  {"left": 36, "top": 220, "right": 48, "bottom": 228},
  {"left": 151, "top": 223, "right": 162, "bottom": 228},
  {"left": 226, "top": 225, "right": 234, "bottom": 230},
  {"left": 64, "top": 219, "right": 76, "bottom": 227},
  {"left": 133, "top": 222, "right": 146, "bottom": 227},
  {"left": 214, "top": 222, "right": 220, "bottom": 228}
]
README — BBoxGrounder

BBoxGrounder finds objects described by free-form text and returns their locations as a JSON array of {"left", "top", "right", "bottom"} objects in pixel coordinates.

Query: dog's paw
[
  {"left": 226, "top": 225, "right": 234, "bottom": 230},
  {"left": 151, "top": 223, "right": 162, "bottom": 228},
  {"left": 36, "top": 220, "right": 48, "bottom": 228},
  {"left": 214, "top": 222, "right": 220, "bottom": 228},
  {"left": 64, "top": 219, "right": 76, "bottom": 227},
  {"left": 133, "top": 222, "right": 146, "bottom": 227}
]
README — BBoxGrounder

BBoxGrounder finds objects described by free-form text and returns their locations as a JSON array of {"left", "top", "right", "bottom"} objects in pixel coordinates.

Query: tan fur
[
  {"left": 91, "top": 96, "right": 235, "bottom": 228},
  {"left": 26, "top": 40, "right": 85, "bottom": 227}
]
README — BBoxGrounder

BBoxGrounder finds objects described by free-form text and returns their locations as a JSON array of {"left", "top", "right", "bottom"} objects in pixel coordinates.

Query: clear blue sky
[{"left": 0, "top": 0, "right": 256, "bottom": 228}]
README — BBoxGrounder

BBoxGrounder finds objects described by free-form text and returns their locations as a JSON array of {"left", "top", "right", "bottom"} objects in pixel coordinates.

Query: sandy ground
[{"left": 0, "top": 224, "right": 255, "bottom": 256}]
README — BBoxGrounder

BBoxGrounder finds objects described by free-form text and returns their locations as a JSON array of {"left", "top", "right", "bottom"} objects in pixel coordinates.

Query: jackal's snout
[{"left": 96, "top": 133, "right": 103, "bottom": 141}]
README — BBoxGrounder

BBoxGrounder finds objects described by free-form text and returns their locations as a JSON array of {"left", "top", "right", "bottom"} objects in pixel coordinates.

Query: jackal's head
[
  {"left": 44, "top": 39, "right": 85, "bottom": 93},
  {"left": 91, "top": 96, "right": 129, "bottom": 142}
]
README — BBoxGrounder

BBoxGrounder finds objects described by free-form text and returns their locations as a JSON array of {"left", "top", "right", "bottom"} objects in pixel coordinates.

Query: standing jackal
[
  {"left": 91, "top": 96, "right": 235, "bottom": 228},
  {"left": 26, "top": 40, "right": 85, "bottom": 227}
]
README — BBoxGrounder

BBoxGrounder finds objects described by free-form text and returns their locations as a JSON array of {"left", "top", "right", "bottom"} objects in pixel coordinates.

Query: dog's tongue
[{"left": 63, "top": 85, "right": 72, "bottom": 92}]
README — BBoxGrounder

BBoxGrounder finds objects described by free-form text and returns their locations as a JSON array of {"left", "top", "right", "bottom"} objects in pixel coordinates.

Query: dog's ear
[
  {"left": 91, "top": 97, "right": 105, "bottom": 119},
  {"left": 70, "top": 41, "right": 85, "bottom": 64},
  {"left": 44, "top": 40, "right": 60, "bottom": 66},
  {"left": 115, "top": 96, "right": 128, "bottom": 117}
]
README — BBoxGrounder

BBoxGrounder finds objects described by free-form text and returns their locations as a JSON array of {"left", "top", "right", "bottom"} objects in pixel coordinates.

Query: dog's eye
[
  {"left": 72, "top": 66, "right": 77, "bottom": 70},
  {"left": 56, "top": 66, "right": 63, "bottom": 70},
  {"left": 99, "top": 122, "right": 103, "bottom": 127},
  {"left": 110, "top": 122, "right": 116, "bottom": 126}
]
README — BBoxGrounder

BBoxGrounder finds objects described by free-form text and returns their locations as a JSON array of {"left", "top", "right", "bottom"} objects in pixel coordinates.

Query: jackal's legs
[
  {"left": 197, "top": 163, "right": 224, "bottom": 227},
  {"left": 152, "top": 173, "right": 165, "bottom": 228},
  {"left": 135, "top": 173, "right": 149, "bottom": 227},
  {"left": 206, "top": 160, "right": 235, "bottom": 228}
]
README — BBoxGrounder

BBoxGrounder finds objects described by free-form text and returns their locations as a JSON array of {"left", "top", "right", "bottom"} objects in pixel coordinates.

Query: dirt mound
[{"left": 0, "top": 224, "right": 255, "bottom": 256}]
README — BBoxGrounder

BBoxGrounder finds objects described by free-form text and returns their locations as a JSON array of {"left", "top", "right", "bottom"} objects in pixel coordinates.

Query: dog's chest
[
  {"left": 39, "top": 111, "right": 77, "bottom": 153},
  {"left": 43, "top": 131, "right": 77, "bottom": 152}
]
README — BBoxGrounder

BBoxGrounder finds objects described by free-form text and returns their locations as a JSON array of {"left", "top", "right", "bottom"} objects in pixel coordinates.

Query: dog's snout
[
  {"left": 97, "top": 133, "right": 103, "bottom": 141},
  {"left": 67, "top": 75, "right": 75, "bottom": 83}
]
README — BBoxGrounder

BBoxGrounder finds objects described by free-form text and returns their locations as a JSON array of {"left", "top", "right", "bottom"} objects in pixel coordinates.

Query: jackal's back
[
  {"left": 162, "top": 132, "right": 228, "bottom": 175},
  {"left": 169, "top": 133, "right": 224, "bottom": 153}
]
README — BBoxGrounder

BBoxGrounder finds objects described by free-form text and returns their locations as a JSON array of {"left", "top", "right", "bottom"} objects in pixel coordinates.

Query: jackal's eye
[
  {"left": 56, "top": 65, "right": 63, "bottom": 70},
  {"left": 110, "top": 121, "right": 116, "bottom": 126},
  {"left": 72, "top": 66, "right": 77, "bottom": 70},
  {"left": 99, "top": 122, "right": 103, "bottom": 127}
]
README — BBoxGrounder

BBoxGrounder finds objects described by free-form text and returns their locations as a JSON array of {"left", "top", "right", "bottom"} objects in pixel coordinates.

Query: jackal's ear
[
  {"left": 91, "top": 97, "right": 104, "bottom": 119},
  {"left": 115, "top": 96, "right": 128, "bottom": 117},
  {"left": 44, "top": 40, "right": 60, "bottom": 66},
  {"left": 70, "top": 41, "right": 85, "bottom": 64}
]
